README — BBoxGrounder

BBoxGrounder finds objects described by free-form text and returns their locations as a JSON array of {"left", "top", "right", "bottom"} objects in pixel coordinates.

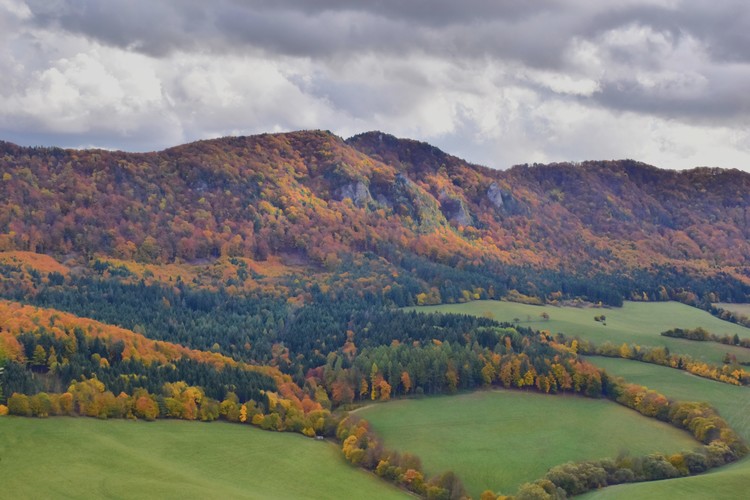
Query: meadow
[
  {"left": 714, "top": 302, "right": 750, "bottom": 317},
  {"left": 405, "top": 300, "right": 750, "bottom": 497},
  {"left": 414, "top": 300, "right": 750, "bottom": 364},
  {"left": 581, "top": 357, "right": 750, "bottom": 499},
  {"left": 587, "top": 356, "right": 750, "bottom": 439},
  {"left": 0, "top": 417, "right": 408, "bottom": 500},
  {"left": 358, "top": 390, "right": 699, "bottom": 497},
  {"left": 579, "top": 459, "right": 750, "bottom": 500}
]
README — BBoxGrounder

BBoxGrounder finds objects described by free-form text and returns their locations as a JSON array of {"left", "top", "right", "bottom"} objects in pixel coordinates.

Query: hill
[{"left": 0, "top": 131, "right": 748, "bottom": 305}]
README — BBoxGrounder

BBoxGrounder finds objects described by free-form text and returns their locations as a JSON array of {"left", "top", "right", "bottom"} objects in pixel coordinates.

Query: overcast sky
[{"left": 1, "top": 0, "right": 749, "bottom": 171}]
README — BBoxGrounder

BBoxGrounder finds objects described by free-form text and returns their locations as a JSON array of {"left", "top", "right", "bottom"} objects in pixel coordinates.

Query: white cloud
[
  {"left": 2, "top": 43, "right": 166, "bottom": 136},
  {"left": 0, "top": 0, "right": 30, "bottom": 19},
  {"left": 0, "top": 0, "right": 748, "bottom": 171}
]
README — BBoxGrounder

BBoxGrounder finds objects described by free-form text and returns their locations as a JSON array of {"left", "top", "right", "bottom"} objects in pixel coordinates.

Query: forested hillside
[
  {"left": 0, "top": 131, "right": 748, "bottom": 306},
  {"left": 2, "top": 129, "right": 749, "bottom": 419}
]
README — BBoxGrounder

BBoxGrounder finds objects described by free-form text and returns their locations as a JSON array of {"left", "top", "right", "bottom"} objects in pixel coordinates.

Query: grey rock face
[
  {"left": 487, "top": 182, "right": 525, "bottom": 214},
  {"left": 337, "top": 180, "right": 372, "bottom": 207},
  {"left": 439, "top": 189, "right": 473, "bottom": 227},
  {"left": 487, "top": 182, "right": 506, "bottom": 209}
]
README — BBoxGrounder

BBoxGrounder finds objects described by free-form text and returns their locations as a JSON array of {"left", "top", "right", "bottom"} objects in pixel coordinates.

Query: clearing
[{"left": 358, "top": 390, "right": 699, "bottom": 497}]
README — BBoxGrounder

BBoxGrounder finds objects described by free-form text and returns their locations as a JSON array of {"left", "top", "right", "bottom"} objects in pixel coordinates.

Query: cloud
[
  {"left": 23, "top": 0, "right": 576, "bottom": 66},
  {"left": 0, "top": 0, "right": 748, "bottom": 170}
]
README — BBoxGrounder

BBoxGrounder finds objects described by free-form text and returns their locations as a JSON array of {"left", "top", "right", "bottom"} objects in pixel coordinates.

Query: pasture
[
  {"left": 580, "top": 458, "right": 750, "bottom": 500},
  {"left": 582, "top": 357, "right": 750, "bottom": 499},
  {"left": 588, "top": 356, "right": 750, "bottom": 439},
  {"left": 714, "top": 302, "right": 750, "bottom": 317},
  {"left": 414, "top": 300, "right": 750, "bottom": 364},
  {"left": 358, "top": 390, "right": 699, "bottom": 497},
  {"left": 412, "top": 301, "right": 750, "bottom": 498},
  {"left": 0, "top": 418, "right": 408, "bottom": 500}
]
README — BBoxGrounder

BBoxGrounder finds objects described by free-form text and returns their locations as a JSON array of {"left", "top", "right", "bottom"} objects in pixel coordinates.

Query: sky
[{"left": 1, "top": 0, "right": 749, "bottom": 171}]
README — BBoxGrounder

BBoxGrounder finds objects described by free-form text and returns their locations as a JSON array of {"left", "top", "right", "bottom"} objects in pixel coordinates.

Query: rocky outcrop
[
  {"left": 336, "top": 180, "right": 372, "bottom": 207},
  {"left": 439, "top": 190, "right": 472, "bottom": 227},
  {"left": 488, "top": 182, "right": 523, "bottom": 214}
]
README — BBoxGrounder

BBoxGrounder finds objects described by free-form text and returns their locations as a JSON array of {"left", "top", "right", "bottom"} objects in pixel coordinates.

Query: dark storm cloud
[
  {"left": 257, "top": 0, "right": 558, "bottom": 25},
  {"left": 5, "top": 0, "right": 750, "bottom": 169},
  {"left": 589, "top": 1, "right": 750, "bottom": 64},
  {"left": 22, "top": 0, "right": 750, "bottom": 123},
  {"left": 25, "top": 0, "right": 212, "bottom": 57},
  {"left": 24, "top": 0, "right": 566, "bottom": 61},
  {"left": 593, "top": 76, "right": 750, "bottom": 123}
]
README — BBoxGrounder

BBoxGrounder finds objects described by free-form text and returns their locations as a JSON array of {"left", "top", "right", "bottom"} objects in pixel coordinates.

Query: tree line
[
  {"left": 563, "top": 335, "right": 750, "bottom": 386},
  {"left": 662, "top": 327, "right": 750, "bottom": 349},
  {"left": 500, "top": 381, "right": 747, "bottom": 499}
]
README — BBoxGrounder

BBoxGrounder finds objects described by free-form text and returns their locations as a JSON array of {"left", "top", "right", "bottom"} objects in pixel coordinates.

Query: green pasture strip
[
  {"left": 0, "top": 417, "right": 408, "bottom": 500},
  {"left": 413, "top": 300, "right": 750, "bottom": 364},
  {"left": 581, "top": 357, "right": 750, "bottom": 500},
  {"left": 586, "top": 356, "right": 750, "bottom": 442},
  {"left": 714, "top": 302, "right": 750, "bottom": 317}
]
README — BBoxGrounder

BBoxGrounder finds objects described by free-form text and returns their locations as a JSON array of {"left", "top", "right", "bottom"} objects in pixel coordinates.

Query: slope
[
  {"left": 0, "top": 131, "right": 748, "bottom": 306},
  {"left": 0, "top": 418, "right": 407, "bottom": 499}
]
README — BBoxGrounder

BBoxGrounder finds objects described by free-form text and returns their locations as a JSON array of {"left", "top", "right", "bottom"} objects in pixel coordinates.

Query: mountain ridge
[{"left": 0, "top": 130, "right": 748, "bottom": 303}]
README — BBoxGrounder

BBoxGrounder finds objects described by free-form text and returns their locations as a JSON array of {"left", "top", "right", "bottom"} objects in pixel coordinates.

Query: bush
[
  {"left": 640, "top": 454, "right": 681, "bottom": 480},
  {"left": 516, "top": 482, "right": 551, "bottom": 500},
  {"left": 705, "top": 441, "right": 736, "bottom": 467},
  {"left": 683, "top": 451, "right": 709, "bottom": 474},
  {"left": 545, "top": 462, "right": 606, "bottom": 496},
  {"left": 611, "top": 468, "right": 635, "bottom": 484},
  {"left": 7, "top": 393, "right": 31, "bottom": 416}
]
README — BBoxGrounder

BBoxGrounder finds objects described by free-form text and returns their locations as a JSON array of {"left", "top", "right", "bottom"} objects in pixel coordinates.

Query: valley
[
  {"left": 3, "top": 0, "right": 749, "bottom": 496},
  {"left": 1, "top": 132, "right": 749, "bottom": 499}
]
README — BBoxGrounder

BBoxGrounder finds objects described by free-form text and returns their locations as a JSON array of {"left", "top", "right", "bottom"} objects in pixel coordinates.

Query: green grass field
[
  {"left": 358, "top": 390, "right": 699, "bottom": 497},
  {"left": 714, "top": 302, "right": 750, "bottom": 317},
  {"left": 579, "top": 458, "right": 750, "bottom": 500},
  {"left": 581, "top": 358, "right": 750, "bottom": 499},
  {"left": 0, "top": 417, "right": 408, "bottom": 500},
  {"left": 414, "top": 300, "right": 750, "bottom": 364},
  {"left": 587, "top": 356, "right": 750, "bottom": 440}
]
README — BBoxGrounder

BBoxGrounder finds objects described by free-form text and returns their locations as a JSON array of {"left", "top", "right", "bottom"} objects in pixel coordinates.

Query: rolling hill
[{"left": 0, "top": 130, "right": 748, "bottom": 305}]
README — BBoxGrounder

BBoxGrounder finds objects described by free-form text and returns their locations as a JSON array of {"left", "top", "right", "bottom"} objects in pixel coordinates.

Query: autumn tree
[
  {"left": 133, "top": 392, "right": 159, "bottom": 421},
  {"left": 400, "top": 371, "right": 412, "bottom": 394},
  {"left": 7, "top": 393, "right": 31, "bottom": 416},
  {"left": 31, "top": 345, "right": 47, "bottom": 371}
]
